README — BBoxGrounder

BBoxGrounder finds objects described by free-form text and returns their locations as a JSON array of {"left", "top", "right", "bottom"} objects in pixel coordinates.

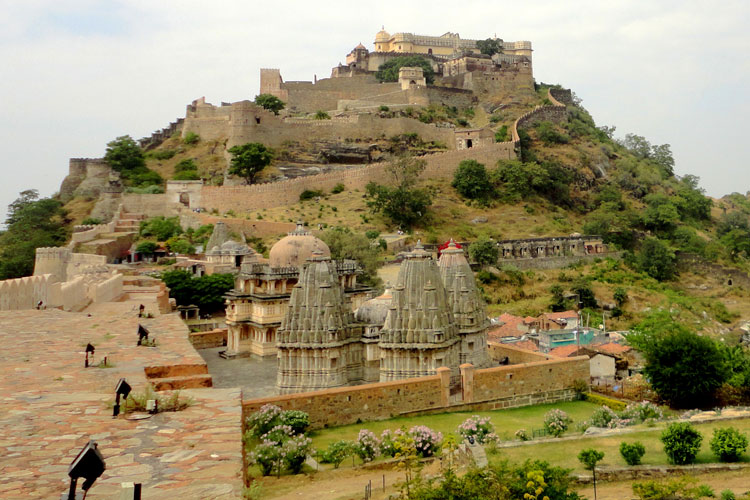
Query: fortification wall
[
  {"left": 676, "top": 252, "right": 750, "bottom": 288},
  {"left": 200, "top": 142, "right": 516, "bottom": 213},
  {"left": 121, "top": 194, "right": 174, "bottom": 217},
  {"left": 181, "top": 213, "right": 296, "bottom": 238},
  {"left": 89, "top": 273, "right": 123, "bottom": 303},
  {"left": 34, "top": 247, "right": 71, "bottom": 281},
  {"left": 511, "top": 88, "right": 569, "bottom": 143},
  {"left": 282, "top": 75, "right": 402, "bottom": 113},
  {"left": 243, "top": 370, "right": 450, "bottom": 430},
  {"left": 189, "top": 328, "right": 228, "bottom": 349},
  {"left": 549, "top": 88, "right": 573, "bottom": 106},
  {"left": 505, "top": 252, "right": 622, "bottom": 270},
  {"left": 61, "top": 277, "right": 88, "bottom": 311},
  {"left": 440, "top": 69, "right": 534, "bottom": 96},
  {"left": 0, "top": 274, "right": 58, "bottom": 311}
]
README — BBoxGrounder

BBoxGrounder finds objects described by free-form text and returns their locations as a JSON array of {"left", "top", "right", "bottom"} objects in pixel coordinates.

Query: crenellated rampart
[
  {"left": 0, "top": 274, "right": 58, "bottom": 311},
  {"left": 138, "top": 117, "right": 185, "bottom": 150},
  {"left": 511, "top": 88, "right": 569, "bottom": 143}
]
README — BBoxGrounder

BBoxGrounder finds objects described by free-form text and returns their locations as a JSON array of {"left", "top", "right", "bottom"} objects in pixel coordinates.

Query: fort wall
[
  {"left": 242, "top": 355, "right": 587, "bottom": 429},
  {"left": 511, "top": 88, "right": 569, "bottom": 143},
  {"left": 189, "top": 328, "right": 228, "bottom": 349},
  {"left": 61, "top": 277, "right": 88, "bottom": 311},
  {"left": 506, "top": 252, "right": 623, "bottom": 270},
  {"left": 0, "top": 274, "right": 57, "bottom": 311},
  {"left": 89, "top": 273, "right": 124, "bottom": 303},
  {"left": 199, "top": 142, "right": 516, "bottom": 214},
  {"left": 180, "top": 213, "right": 296, "bottom": 238},
  {"left": 549, "top": 88, "right": 573, "bottom": 106},
  {"left": 121, "top": 193, "right": 174, "bottom": 217},
  {"left": 676, "top": 252, "right": 750, "bottom": 288}
]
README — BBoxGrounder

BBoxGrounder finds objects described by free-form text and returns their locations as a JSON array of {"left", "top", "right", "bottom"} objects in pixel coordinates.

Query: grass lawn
[
  {"left": 308, "top": 400, "right": 601, "bottom": 451},
  {"left": 490, "top": 417, "right": 750, "bottom": 473}
]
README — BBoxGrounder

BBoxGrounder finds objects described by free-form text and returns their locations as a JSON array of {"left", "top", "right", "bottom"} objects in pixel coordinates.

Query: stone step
[{"left": 151, "top": 374, "right": 213, "bottom": 391}]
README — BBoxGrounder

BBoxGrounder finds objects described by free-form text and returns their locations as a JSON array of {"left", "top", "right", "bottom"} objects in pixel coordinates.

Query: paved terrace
[{"left": 0, "top": 296, "right": 243, "bottom": 499}]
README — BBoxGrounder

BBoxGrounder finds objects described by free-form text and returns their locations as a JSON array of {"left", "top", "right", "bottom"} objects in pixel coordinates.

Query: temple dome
[
  {"left": 355, "top": 283, "right": 392, "bottom": 325},
  {"left": 269, "top": 222, "right": 330, "bottom": 269}
]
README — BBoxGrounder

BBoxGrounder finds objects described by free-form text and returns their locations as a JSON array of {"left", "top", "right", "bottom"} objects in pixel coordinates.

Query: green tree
[
  {"left": 160, "top": 270, "right": 234, "bottom": 314},
  {"left": 452, "top": 160, "right": 494, "bottom": 202},
  {"left": 636, "top": 237, "right": 676, "bottom": 281},
  {"left": 468, "top": 236, "right": 499, "bottom": 268},
  {"left": 492, "top": 160, "right": 552, "bottom": 202},
  {"left": 577, "top": 449, "right": 604, "bottom": 500},
  {"left": 476, "top": 38, "right": 503, "bottom": 56},
  {"left": 228, "top": 143, "right": 273, "bottom": 184},
  {"left": 494, "top": 125, "right": 509, "bottom": 142},
  {"left": 641, "top": 329, "right": 728, "bottom": 408},
  {"left": 642, "top": 194, "right": 680, "bottom": 233},
  {"left": 254, "top": 93, "right": 285, "bottom": 115},
  {"left": 166, "top": 236, "right": 196, "bottom": 255},
  {"left": 136, "top": 240, "right": 158, "bottom": 255},
  {"left": 105, "top": 135, "right": 145, "bottom": 174},
  {"left": 365, "top": 155, "right": 432, "bottom": 229},
  {"left": 319, "top": 227, "right": 382, "bottom": 288},
  {"left": 619, "top": 441, "right": 646, "bottom": 466},
  {"left": 375, "top": 56, "right": 435, "bottom": 84},
  {"left": 139, "top": 216, "right": 183, "bottom": 241},
  {"left": 0, "top": 190, "right": 69, "bottom": 279},
  {"left": 661, "top": 422, "right": 703, "bottom": 464},
  {"left": 174, "top": 159, "right": 198, "bottom": 173},
  {"left": 710, "top": 427, "right": 748, "bottom": 462},
  {"left": 549, "top": 285, "right": 569, "bottom": 312},
  {"left": 613, "top": 287, "right": 628, "bottom": 307},
  {"left": 572, "top": 279, "right": 597, "bottom": 308}
]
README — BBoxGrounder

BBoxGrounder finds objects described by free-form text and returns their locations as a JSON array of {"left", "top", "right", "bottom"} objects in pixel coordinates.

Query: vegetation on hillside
[
  {"left": 375, "top": 55, "right": 436, "bottom": 85},
  {"left": 105, "top": 135, "right": 163, "bottom": 188}
]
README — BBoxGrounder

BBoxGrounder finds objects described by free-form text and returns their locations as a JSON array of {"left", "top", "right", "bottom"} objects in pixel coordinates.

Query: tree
[
  {"left": 636, "top": 237, "right": 676, "bottom": 281},
  {"left": 166, "top": 236, "right": 196, "bottom": 255},
  {"left": 254, "top": 93, "right": 285, "bottom": 115},
  {"left": 710, "top": 427, "right": 748, "bottom": 462},
  {"left": 572, "top": 279, "right": 597, "bottom": 308},
  {"left": 661, "top": 422, "right": 703, "bottom": 464},
  {"left": 492, "top": 160, "right": 551, "bottom": 202},
  {"left": 468, "top": 236, "right": 499, "bottom": 268},
  {"left": 613, "top": 287, "right": 628, "bottom": 307},
  {"left": 160, "top": 270, "right": 234, "bottom": 313},
  {"left": 0, "top": 190, "right": 68, "bottom": 279},
  {"left": 104, "top": 135, "right": 163, "bottom": 187},
  {"left": 619, "top": 441, "right": 646, "bottom": 466},
  {"left": 476, "top": 38, "right": 503, "bottom": 56},
  {"left": 139, "top": 216, "right": 183, "bottom": 241},
  {"left": 578, "top": 449, "right": 604, "bottom": 500},
  {"left": 549, "top": 285, "right": 569, "bottom": 312},
  {"left": 641, "top": 329, "right": 728, "bottom": 408},
  {"left": 365, "top": 155, "right": 432, "bottom": 228},
  {"left": 452, "top": 160, "right": 494, "bottom": 202},
  {"left": 319, "top": 227, "right": 382, "bottom": 287},
  {"left": 375, "top": 56, "right": 435, "bottom": 84},
  {"left": 135, "top": 241, "right": 158, "bottom": 255},
  {"left": 228, "top": 143, "right": 273, "bottom": 184}
]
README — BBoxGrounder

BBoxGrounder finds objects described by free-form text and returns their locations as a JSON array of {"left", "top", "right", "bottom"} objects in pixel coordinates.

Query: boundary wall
[
  {"left": 0, "top": 274, "right": 58, "bottom": 311},
  {"left": 676, "top": 252, "right": 750, "bottom": 288},
  {"left": 242, "top": 353, "right": 588, "bottom": 429},
  {"left": 511, "top": 88, "right": 569, "bottom": 143},
  {"left": 200, "top": 142, "right": 516, "bottom": 214}
]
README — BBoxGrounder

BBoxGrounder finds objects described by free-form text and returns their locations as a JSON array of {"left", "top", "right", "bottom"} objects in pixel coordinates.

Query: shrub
[
  {"left": 353, "top": 429, "right": 380, "bottom": 462},
  {"left": 173, "top": 170, "right": 200, "bottom": 180},
  {"left": 620, "top": 441, "right": 646, "bottom": 466},
  {"left": 318, "top": 440, "right": 352, "bottom": 468},
  {"left": 457, "top": 415, "right": 498, "bottom": 444},
  {"left": 721, "top": 490, "right": 736, "bottom": 500},
  {"left": 281, "top": 434, "right": 312, "bottom": 474},
  {"left": 409, "top": 425, "right": 442, "bottom": 457},
  {"left": 250, "top": 440, "right": 282, "bottom": 476},
  {"left": 536, "top": 121, "right": 569, "bottom": 144},
  {"left": 587, "top": 405, "right": 620, "bottom": 428},
  {"left": 314, "top": 110, "right": 331, "bottom": 120},
  {"left": 148, "top": 149, "right": 176, "bottom": 160},
  {"left": 80, "top": 217, "right": 102, "bottom": 225},
  {"left": 661, "top": 422, "right": 703, "bottom": 465},
  {"left": 710, "top": 427, "right": 748, "bottom": 462},
  {"left": 452, "top": 159, "right": 494, "bottom": 201},
  {"left": 331, "top": 183, "right": 345, "bottom": 194},
  {"left": 279, "top": 410, "right": 310, "bottom": 435},
  {"left": 183, "top": 131, "right": 200, "bottom": 144},
  {"left": 544, "top": 409, "right": 572, "bottom": 437},
  {"left": 174, "top": 158, "right": 198, "bottom": 172},
  {"left": 515, "top": 429, "right": 530, "bottom": 441},
  {"left": 300, "top": 189, "right": 324, "bottom": 201},
  {"left": 621, "top": 401, "right": 664, "bottom": 423},
  {"left": 246, "top": 404, "right": 282, "bottom": 438},
  {"left": 494, "top": 125, "right": 508, "bottom": 142},
  {"left": 365, "top": 229, "right": 380, "bottom": 240},
  {"left": 583, "top": 392, "right": 627, "bottom": 411},
  {"left": 379, "top": 105, "right": 390, "bottom": 112},
  {"left": 379, "top": 429, "right": 398, "bottom": 457}
]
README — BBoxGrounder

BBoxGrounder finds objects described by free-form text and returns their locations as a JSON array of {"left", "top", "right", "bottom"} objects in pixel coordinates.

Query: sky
[{"left": 1, "top": 0, "right": 748, "bottom": 225}]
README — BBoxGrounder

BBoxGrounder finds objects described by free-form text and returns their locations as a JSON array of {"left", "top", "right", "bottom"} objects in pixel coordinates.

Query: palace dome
[
  {"left": 269, "top": 222, "right": 330, "bottom": 269},
  {"left": 375, "top": 28, "right": 391, "bottom": 43}
]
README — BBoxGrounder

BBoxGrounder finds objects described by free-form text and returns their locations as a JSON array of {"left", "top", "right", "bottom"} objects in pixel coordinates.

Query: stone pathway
[{"left": 0, "top": 295, "right": 243, "bottom": 499}]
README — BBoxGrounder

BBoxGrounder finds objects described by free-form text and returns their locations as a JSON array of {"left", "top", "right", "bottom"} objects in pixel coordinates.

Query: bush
[
  {"left": 409, "top": 425, "right": 443, "bottom": 457},
  {"left": 710, "top": 427, "right": 748, "bottom": 462},
  {"left": 353, "top": 429, "right": 380, "bottom": 462},
  {"left": 183, "top": 131, "right": 200, "bottom": 144},
  {"left": 621, "top": 401, "right": 664, "bottom": 423},
  {"left": 494, "top": 125, "right": 508, "bottom": 142},
  {"left": 279, "top": 410, "right": 310, "bottom": 435},
  {"left": 250, "top": 440, "right": 282, "bottom": 476},
  {"left": 318, "top": 440, "right": 352, "bottom": 468},
  {"left": 314, "top": 110, "right": 330, "bottom": 120},
  {"left": 282, "top": 434, "right": 313, "bottom": 474},
  {"left": 379, "top": 105, "right": 389, "bottom": 112},
  {"left": 148, "top": 149, "right": 176, "bottom": 160},
  {"left": 536, "top": 121, "right": 569, "bottom": 144},
  {"left": 80, "top": 217, "right": 102, "bottom": 225},
  {"left": 661, "top": 422, "right": 703, "bottom": 465},
  {"left": 469, "top": 236, "right": 499, "bottom": 267},
  {"left": 452, "top": 159, "right": 494, "bottom": 201},
  {"left": 331, "top": 183, "right": 345, "bottom": 194},
  {"left": 543, "top": 409, "right": 572, "bottom": 437},
  {"left": 379, "top": 429, "right": 397, "bottom": 457},
  {"left": 620, "top": 441, "right": 646, "bottom": 466},
  {"left": 457, "top": 415, "right": 498, "bottom": 444},
  {"left": 140, "top": 216, "right": 183, "bottom": 241},
  {"left": 721, "top": 490, "right": 736, "bottom": 500},
  {"left": 173, "top": 170, "right": 200, "bottom": 180},
  {"left": 174, "top": 158, "right": 198, "bottom": 172},
  {"left": 587, "top": 405, "right": 620, "bottom": 428},
  {"left": 633, "top": 476, "right": 715, "bottom": 500},
  {"left": 246, "top": 404, "right": 283, "bottom": 438},
  {"left": 515, "top": 429, "right": 530, "bottom": 441},
  {"left": 299, "top": 189, "right": 324, "bottom": 201}
]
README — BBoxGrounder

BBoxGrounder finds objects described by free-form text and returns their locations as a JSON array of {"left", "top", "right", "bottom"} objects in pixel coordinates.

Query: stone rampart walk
[{"left": 0, "top": 297, "right": 243, "bottom": 499}]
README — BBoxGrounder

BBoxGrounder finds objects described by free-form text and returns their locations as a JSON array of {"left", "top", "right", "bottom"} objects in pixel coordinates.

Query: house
[
  {"left": 532, "top": 310, "right": 579, "bottom": 331},
  {"left": 487, "top": 313, "right": 530, "bottom": 341}
]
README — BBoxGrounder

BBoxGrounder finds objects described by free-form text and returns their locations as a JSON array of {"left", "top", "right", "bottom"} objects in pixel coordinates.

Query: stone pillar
[
  {"left": 460, "top": 363, "right": 474, "bottom": 403},
  {"left": 437, "top": 366, "right": 451, "bottom": 407}
]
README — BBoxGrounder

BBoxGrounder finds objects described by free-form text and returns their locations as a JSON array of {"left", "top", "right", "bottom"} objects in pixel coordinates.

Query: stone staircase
[
  {"left": 144, "top": 363, "right": 213, "bottom": 391},
  {"left": 115, "top": 212, "right": 145, "bottom": 233}
]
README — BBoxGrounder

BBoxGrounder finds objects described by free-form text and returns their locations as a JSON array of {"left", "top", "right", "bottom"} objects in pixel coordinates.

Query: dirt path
[{"left": 575, "top": 469, "right": 750, "bottom": 499}]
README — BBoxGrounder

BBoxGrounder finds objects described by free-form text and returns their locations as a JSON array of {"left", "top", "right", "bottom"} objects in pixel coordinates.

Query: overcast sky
[{"left": 1, "top": 0, "right": 748, "bottom": 225}]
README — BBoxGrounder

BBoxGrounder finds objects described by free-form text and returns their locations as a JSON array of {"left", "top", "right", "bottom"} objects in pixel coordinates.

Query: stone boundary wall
[
  {"left": 89, "top": 273, "right": 124, "bottom": 303},
  {"left": 180, "top": 213, "right": 296, "bottom": 238},
  {"left": 61, "top": 276, "right": 88, "bottom": 311},
  {"left": 549, "top": 88, "right": 573, "bottom": 106},
  {"left": 200, "top": 143, "right": 516, "bottom": 214},
  {"left": 189, "top": 328, "right": 228, "bottom": 349},
  {"left": 0, "top": 274, "right": 58, "bottom": 311},
  {"left": 243, "top": 368, "right": 451, "bottom": 430},
  {"left": 138, "top": 117, "right": 185, "bottom": 150},
  {"left": 511, "top": 88, "right": 568, "bottom": 143},
  {"left": 242, "top": 354, "right": 588, "bottom": 429},
  {"left": 676, "top": 252, "right": 750, "bottom": 288},
  {"left": 505, "top": 252, "right": 622, "bottom": 270},
  {"left": 121, "top": 193, "right": 174, "bottom": 217},
  {"left": 488, "top": 342, "right": 552, "bottom": 364}
]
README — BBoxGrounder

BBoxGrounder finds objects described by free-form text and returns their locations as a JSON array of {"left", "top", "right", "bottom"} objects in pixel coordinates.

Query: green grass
[
  {"left": 490, "top": 417, "right": 750, "bottom": 473},
  {"left": 309, "top": 401, "right": 601, "bottom": 450}
]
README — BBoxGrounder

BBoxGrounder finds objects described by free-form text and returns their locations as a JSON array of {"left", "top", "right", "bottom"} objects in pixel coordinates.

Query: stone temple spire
[
  {"left": 438, "top": 239, "right": 492, "bottom": 368},
  {"left": 276, "top": 251, "right": 363, "bottom": 394},
  {"left": 378, "top": 241, "right": 460, "bottom": 381}
]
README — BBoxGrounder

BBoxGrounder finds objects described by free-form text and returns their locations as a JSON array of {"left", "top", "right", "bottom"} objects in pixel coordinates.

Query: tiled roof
[
  {"left": 542, "top": 310, "right": 578, "bottom": 320},
  {"left": 592, "top": 342, "right": 632, "bottom": 355},
  {"left": 548, "top": 344, "right": 583, "bottom": 358},
  {"left": 510, "top": 339, "right": 539, "bottom": 352},
  {"left": 488, "top": 313, "right": 527, "bottom": 340}
]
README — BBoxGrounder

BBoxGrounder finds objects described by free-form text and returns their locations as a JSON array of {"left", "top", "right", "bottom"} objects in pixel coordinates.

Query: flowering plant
[
  {"left": 281, "top": 434, "right": 312, "bottom": 473},
  {"left": 621, "top": 401, "right": 664, "bottom": 423},
  {"left": 409, "top": 425, "right": 443, "bottom": 457},
  {"left": 515, "top": 429, "right": 530, "bottom": 441},
  {"left": 246, "top": 404, "right": 283, "bottom": 438},
  {"left": 353, "top": 429, "right": 380, "bottom": 462},
  {"left": 587, "top": 405, "right": 619, "bottom": 428},
  {"left": 543, "top": 409, "right": 572, "bottom": 437},
  {"left": 263, "top": 424, "right": 294, "bottom": 445},
  {"left": 457, "top": 415, "right": 498, "bottom": 444},
  {"left": 379, "top": 429, "right": 400, "bottom": 457},
  {"left": 250, "top": 438, "right": 283, "bottom": 476}
]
